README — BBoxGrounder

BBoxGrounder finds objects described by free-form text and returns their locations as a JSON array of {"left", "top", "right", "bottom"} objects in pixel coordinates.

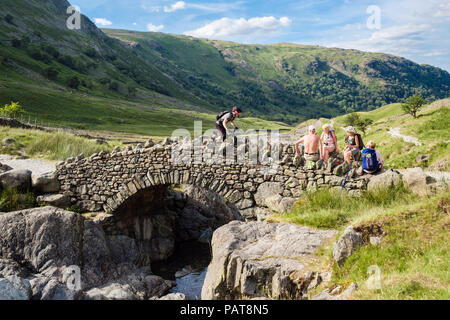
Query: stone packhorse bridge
[{"left": 55, "top": 137, "right": 369, "bottom": 216}]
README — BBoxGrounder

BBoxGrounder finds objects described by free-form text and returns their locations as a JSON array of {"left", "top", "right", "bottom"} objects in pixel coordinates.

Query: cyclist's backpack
[
  {"left": 355, "top": 133, "right": 365, "bottom": 150},
  {"left": 216, "top": 111, "right": 231, "bottom": 121},
  {"left": 362, "top": 148, "right": 379, "bottom": 172}
]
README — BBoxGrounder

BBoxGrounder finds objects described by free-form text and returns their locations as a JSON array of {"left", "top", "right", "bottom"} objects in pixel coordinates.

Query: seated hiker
[
  {"left": 343, "top": 126, "right": 364, "bottom": 164},
  {"left": 295, "top": 125, "right": 321, "bottom": 164},
  {"left": 320, "top": 124, "right": 339, "bottom": 162},
  {"left": 215, "top": 107, "right": 242, "bottom": 142},
  {"left": 362, "top": 140, "right": 384, "bottom": 174}
]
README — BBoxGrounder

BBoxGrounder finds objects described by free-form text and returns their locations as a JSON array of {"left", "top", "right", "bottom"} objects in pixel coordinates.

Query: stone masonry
[{"left": 55, "top": 137, "right": 370, "bottom": 213}]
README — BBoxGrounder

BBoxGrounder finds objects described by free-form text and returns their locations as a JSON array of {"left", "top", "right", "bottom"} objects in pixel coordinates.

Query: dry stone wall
[{"left": 55, "top": 138, "right": 370, "bottom": 213}]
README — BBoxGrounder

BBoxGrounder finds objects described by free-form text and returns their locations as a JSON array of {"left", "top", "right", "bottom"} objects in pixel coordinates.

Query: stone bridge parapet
[{"left": 55, "top": 137, "right": 369, "bottom": 215}]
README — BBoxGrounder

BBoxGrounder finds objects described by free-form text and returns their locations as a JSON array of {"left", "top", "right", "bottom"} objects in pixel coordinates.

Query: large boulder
[
  {"left": 254, "top": 182, "right": 284, "bottom": 207},
  {"left": 367, "top": 169, "right": 402, "bottom": 191},
  {"left": 239, "top": 207, "right": 272, "bottom": 221},
  {"left": 312, "top": 282, "right": 358, "bottom": 300},
  {"left": 0, "top": 169, "right": 32, "bottom": 191},
  {"left": 0, "top": 206, "right": 84, "bottom": 275},
  {"left": 83, "top": 269, "right": 173, "bottom": 300},
  {"left": 0, "top": 275, "right": 31, "bottom": 300},
  {"left": 265, "top": 196, "right": 296, "bottom": 213},
  {"left": 401, "top": 167, "right": 436, "bottom": 196},
  {"left": 0, "top": 258, "right": 29, "bottom": 277},
  {"left": 333, "top": 226, "right": 364, "bottom": 266},
  {"left": 201, "top": 221, "right": 336, "bottom": 300},
  {"left": 0, "top": 163, "right": 13, "bottom": 174},
  {"left": 0, "top": 207, "right": 175, "bottom": 300},
  {"left": 36, "top": 194, "right": 71, "bottom": 208},
  {"left": 175, "top": 185, "right": 242, "bottom": 242},
  {"left": 32, "top": 172, "right": 60, "bottom": 193},
  {"left": 158, "top": 292, "right": 186, "bottom": 300}
]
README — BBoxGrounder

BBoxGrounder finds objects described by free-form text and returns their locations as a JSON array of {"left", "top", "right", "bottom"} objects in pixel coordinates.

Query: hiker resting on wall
[
  {"left": 295, "top": 125, "right": 321, "bottom": 165},
  {"left": 362, "top": 140, "right": 384, "bottom": 174},
  {"left": 215, "top": 107, "right": 242, "bottom": 142},
  {"left": 320, "top": 123, "right": 339, "bottom": 162},
  {"left": 343, "top": 126, "right": 364, "bottom": 164}
]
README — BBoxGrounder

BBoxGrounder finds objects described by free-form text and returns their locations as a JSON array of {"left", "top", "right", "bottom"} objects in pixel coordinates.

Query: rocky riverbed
[{"left": 0, "top": 151, "right": 449, "bottom": 300}]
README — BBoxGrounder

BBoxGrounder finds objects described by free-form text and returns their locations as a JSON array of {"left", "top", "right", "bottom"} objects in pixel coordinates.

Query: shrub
[
  {"left": 99, "top": 78, "right": 111, "bottom": 85},
  {"left": 65, "top": 205, "right": 83, "bottom": 214},
  {"left": 68, "top": 76, "right": 80, "bottom": 89},
  {"left": 5, "top": 14, "right": 14, "bottom": 25},
  {"left": 109, "top": 81, "right": 119, "bottom": 92},
  {"left": 127, "top": 85, "right": 137, "bottom": 97},
  {"left": 402, "top": 94, "right": 426, "bottom": 118},
  {"left": 41, "top": 44, "right": 60, "bottom": 59},
  {"left": 0, "top": 188, "right": 36, "bottom": 212},
  {"left": 84, "top": 48, "right": 99, "bottom": 58},
  {"left": 11, "top": 38, "right": 22, "bottom": 48},
  {"left": 0, "top": 101, "right": 25, "bottom": 118},
  {"left": 58, "top": 55, "right": 75, "bottom": 69},
  {"left": 27, "top": 47, "right": 43, "bottom": 61},
  {"left": 343, "top": 112, "right": 373, "bottom": 135},
  {"left": 45, "top": 67, "right": 59, "bottom": 80}
]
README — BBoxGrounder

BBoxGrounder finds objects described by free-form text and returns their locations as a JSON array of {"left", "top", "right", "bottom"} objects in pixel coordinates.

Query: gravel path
[
  {"left": 388, "top": 127, "right": 422, "bottom": 146},
  {"left": 0, "top": 155, "right": 57, "bottom": 175}
]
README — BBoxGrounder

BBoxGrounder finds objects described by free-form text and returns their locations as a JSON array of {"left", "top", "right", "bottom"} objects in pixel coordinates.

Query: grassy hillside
[
  {"left": 295, "top": 98, "right": 450, "bottom": 171},
  {"left": 0, "top": 0, "right": 449, "bottom": 134},
  {"left": 270, "top": 188, "right": 449, "bottom": 300},
  {"left": 106, "top": 29, "right": 450, "bottom": 123}
]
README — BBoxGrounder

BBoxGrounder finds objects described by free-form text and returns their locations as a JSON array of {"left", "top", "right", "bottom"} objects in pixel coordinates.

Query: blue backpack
[{"left": 362, "top": 148, "right": 379, "bottom": 172}]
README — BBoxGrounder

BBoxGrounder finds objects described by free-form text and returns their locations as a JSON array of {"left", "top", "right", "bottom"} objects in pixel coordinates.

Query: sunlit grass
[
  {"left": 269, "top": 184, "right": 416, "bottom": 229},
  {"left": 0, "top": 127, "right": 120, "bottom": 161}
]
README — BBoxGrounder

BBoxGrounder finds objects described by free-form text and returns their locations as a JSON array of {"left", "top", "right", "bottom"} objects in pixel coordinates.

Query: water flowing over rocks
[{"left": 201, "top": 221, "right": 337, "bottom": 300}]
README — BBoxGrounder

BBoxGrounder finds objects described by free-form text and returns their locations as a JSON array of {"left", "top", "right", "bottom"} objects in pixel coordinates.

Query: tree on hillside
[
  {"left": 343, "top": 113, "right": 360, "bottom": 127},
  {"left": 45, "top": 67, "right": 59, "bottom": 80},
  {"left": 11, "top": 39, "right": 22, "bottom": 48},
  {"left": 68, "top": 76, "right": 80, "bottom": 89},
  {"left": 5, "top": 14, "right": 14, "bottom": 25},
  {"left": 109, "top": 81, "right": 119, "bottom": 92},
  {"left": 127, "top": 85, "right": 137, "bottom": 97},
  {"left": 0, "top": 102, "right": 25, "bottom": 118},
  {"left": 356, "top": 118, "right": 374, "bottom": 136},
  {"left": 343, "top": 112, "right": 373, "bottom": 135},
  {"left": 402, "top": 94, "right": 426, "bottom": 118}
]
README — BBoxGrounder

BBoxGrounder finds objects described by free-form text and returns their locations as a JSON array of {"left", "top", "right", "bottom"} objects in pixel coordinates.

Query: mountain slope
[
  {"left": 104, "top": 29, "right": 450, "bottom": 123},
  {"left": 0, "top": 0, "right": 449, "bottom": 131}
]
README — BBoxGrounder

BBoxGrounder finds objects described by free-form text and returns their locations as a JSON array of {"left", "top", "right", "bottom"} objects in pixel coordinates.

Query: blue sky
[{"left": 71, "top": 0, "right": 450, "bottom": 71}]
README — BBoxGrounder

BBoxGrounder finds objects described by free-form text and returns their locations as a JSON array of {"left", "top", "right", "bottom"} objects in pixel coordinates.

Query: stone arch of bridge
[{"left": 103, "top": 169, "right": 235, "bottom": 213}]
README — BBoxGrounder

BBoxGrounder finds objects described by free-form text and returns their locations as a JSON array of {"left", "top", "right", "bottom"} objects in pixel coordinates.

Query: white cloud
[
  {"left": 369, "top": 24, "right": 430, "bottom": 41},
  {"left": 94, "top": 18, "right": 112, "bottom": 26},
  {"left": 164, "top": 1, "right": 186, "bottom": 13},
  {"left": 185, "top": 16, "right": 292, "bottom": 38},
  {"left": 188, "top": 2, "right": 244, "bottom": 13},
  {"left": 147, "top": 23, "right": 165, "bottom": 32},
  {"left": 423, "top": 50, "right": 447, "bottom": 57},
  {"left": 326, "top": 24, "right": 433, "bottom": 55},
  {"left": 433, "top": 2, "right": 450, "bottom": 20}
]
